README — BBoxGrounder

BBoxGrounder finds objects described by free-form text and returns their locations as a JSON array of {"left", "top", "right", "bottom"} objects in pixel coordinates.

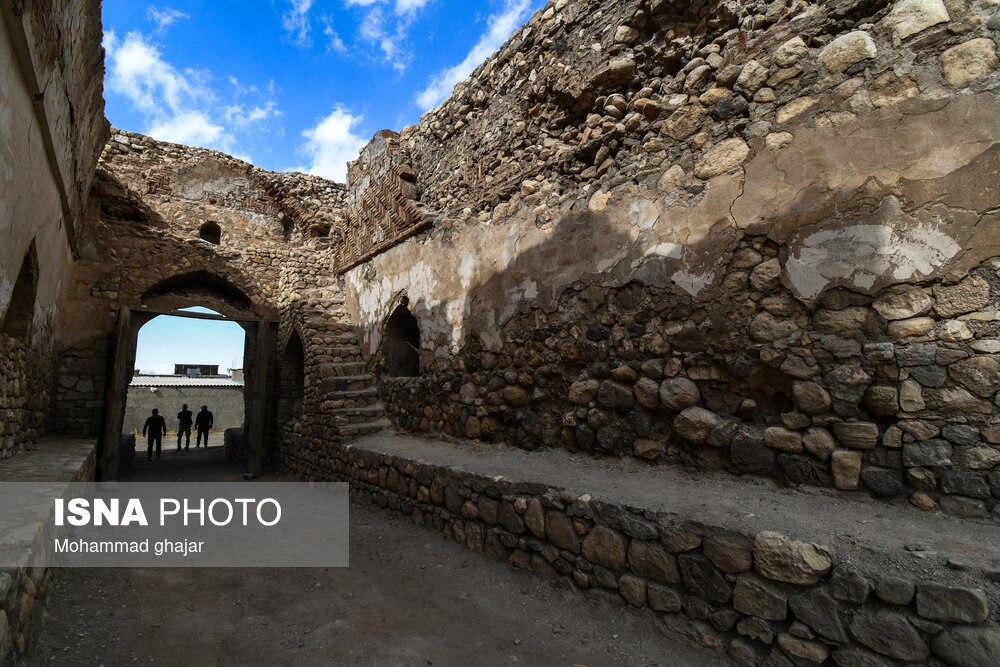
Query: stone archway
[{"left": 100, "top": 271, "right": 276, "bottom": 479}]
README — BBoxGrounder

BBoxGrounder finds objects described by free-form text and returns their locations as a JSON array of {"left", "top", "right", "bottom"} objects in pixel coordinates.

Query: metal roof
[{"left": 130, "top": 375, "right": 244, "bottom": 388}]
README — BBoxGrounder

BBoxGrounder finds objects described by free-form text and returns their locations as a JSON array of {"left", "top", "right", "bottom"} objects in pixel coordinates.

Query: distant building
[
  {"left": 124, "top": 373, "right": 244, "bottom": 435},
  {"left": 174, "top": 363, "right": 221, "bottom": 376}
]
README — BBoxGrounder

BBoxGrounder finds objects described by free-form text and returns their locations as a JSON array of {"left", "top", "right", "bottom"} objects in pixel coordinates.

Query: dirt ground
[{"left": 30, "top": 447, "right": 730, "bottom": 666}]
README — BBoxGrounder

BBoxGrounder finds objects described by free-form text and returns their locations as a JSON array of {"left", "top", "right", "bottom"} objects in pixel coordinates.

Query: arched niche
[
  {"left": 1, "top": 242, "right": 38, "bottom": 339},
  {"left": 383, "top": 300, "right": 420, "bottom": 378}
]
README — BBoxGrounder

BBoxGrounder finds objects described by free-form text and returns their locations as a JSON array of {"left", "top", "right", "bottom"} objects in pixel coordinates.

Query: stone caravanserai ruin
[{"left": 2, "top": 0, "right": 1000, "bottom": 664}]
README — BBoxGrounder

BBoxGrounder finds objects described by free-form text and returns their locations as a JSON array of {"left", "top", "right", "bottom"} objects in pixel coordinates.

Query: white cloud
[
  {"left": 394, "top": 0, "right": 433, "bottom": 15},
  {"left": 147, "top": 111, "right": 222, "bottom": 146},
  {"left": 144, "top": 6, "right": 189, "bottom": 33},
  {"left": 345, "top": 0, "right": 432, "bottom": 13},
  {"left": 356, "top": 7, "right": 412, "bottom": 71},
  {"left": 342, "top": 0, "right": 435, "bottom": 70},
  {"left": 104, "top": 30, "right": 207, "bottom": 117},
  {"left": 415, "top": 0, "right": 530, "bottom": 111},
  {"left": 103, "top": 30, "right": 280, "bottom": 160},
  {"left": 296, "top": 107, "right": 368, "bottom": 182},
  {"left": 322, "top": 17, "right": 348, "bottom": 54},
  {"left": 283, "top": 0, "right": 315, "bottom": 44}
]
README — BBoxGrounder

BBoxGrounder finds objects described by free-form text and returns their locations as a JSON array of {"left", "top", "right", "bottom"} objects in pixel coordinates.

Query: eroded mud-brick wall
[
  {"left": 340, "top": 0, "right": 1000, "bottom": 518},
  {"left": 0, "top": 0, "right": 109, "bottom": 456}
]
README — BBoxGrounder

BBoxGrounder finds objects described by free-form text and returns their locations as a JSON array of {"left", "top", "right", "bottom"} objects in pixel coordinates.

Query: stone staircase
[{"left": 297, "top": 277, "right": 390, "bottom": 440}]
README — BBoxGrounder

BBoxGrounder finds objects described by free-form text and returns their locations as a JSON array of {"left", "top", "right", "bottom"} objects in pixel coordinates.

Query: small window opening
[
  {"left": 384, "top": 302, "right": 420, "bottom": 377},
  {"left": 1, "top": 243, "right": 38, "bottom": 339},
  {"left": 200, "top": 222, "right": 222, "bottom": 245}
]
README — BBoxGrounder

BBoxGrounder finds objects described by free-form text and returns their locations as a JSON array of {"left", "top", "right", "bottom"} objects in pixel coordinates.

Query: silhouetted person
[
  {"left": 142, "top": 408, "right": 167, "bottom": 461},
  {"left": 177, "top": 403, "right": 193, "bottom": 451},
  {"left": 195, "top": 405, "right": 214, "bottom": 447}
]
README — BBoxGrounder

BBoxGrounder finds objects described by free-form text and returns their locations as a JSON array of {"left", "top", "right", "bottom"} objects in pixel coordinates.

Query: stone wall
[
  {"left": 339, "top": 0, "right": 1000, "bottom": 519},
  {"left": 0, "top": 0, "right": 109, "bottom": 457},
  {"left": 286, "top": 438, "right": 1000, "bottom": 666},
  {"left": 0, "top": 337, "right": 56, "bottom": 458}
]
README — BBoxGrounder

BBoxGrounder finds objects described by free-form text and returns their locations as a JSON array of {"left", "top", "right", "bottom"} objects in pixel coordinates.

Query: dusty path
[{"left": 31, "top": 447, "right": 730, "bottom": 666}]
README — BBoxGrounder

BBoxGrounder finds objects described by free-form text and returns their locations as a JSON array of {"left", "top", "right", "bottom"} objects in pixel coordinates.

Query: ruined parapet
[
  {"left": 100, "top": 129, "right": 348, "bottom": 243},
  {"left": 334, "top": 130, "right": 430, "bottom": 273}
]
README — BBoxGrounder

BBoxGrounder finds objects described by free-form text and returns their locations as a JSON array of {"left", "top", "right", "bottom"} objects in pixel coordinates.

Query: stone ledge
[
  {"left": 0, "top": 439, "right": 96, "bottom": 662},
  {"left": 287, "top": 431, "right": 1000, "bottom": 665}
]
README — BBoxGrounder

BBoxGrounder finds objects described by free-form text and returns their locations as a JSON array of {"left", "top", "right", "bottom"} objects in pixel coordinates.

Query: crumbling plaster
[
  {"left": 0, "top": 30, "right": 74, "bottom": 343},
  {"left": 345, "top": 94, "right": 1000, "bottom": 358}
]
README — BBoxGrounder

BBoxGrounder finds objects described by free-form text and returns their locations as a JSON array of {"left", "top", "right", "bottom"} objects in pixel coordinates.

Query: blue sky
[
  {"left": 135, "top": 308, "right": 245, "bottom": 375},
  {"left": 102, "top": 0, "right": 545, "bottom": 181}
]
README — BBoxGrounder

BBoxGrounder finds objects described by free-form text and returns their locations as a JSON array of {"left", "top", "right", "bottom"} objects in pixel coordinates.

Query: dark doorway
[
  {"left": 1, "top": 243, "right": 38, "bottom": 339},
  {"left": 384, "top": 302, "right": 420, "bottom": 377},
  {"left": 277, "top": 331, "right": 304, "bottom": 422}
]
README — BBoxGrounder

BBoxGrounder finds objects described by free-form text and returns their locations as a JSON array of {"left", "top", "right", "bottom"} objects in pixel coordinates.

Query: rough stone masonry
[{"left": 1, "top": 0, "right": 1000, "bottom": 664}]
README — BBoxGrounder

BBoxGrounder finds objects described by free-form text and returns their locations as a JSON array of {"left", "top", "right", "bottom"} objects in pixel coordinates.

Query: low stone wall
[
  {"left": 283, "top": 440, "right": 999, "bottom": 666},
  {"left": 0, "top": 441, "right": 96, "bottom": 663},
  {"left": 0, "top": 335, "right": 57, "bottom": 460}
]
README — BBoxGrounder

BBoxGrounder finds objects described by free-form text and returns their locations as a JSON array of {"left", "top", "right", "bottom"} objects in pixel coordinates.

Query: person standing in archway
[
  {"left": 177, "top": 403, "right": 193, "bottom": 451},
  {"left": 195, "top": 405, "right": 214, "bottom": 447},
  {"left": 142, "top": 408, "right": 167, "bottom": 461}
]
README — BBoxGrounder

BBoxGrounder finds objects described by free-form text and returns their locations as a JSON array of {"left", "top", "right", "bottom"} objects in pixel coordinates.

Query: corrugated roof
[{"left": 130, "top": 375, "right": 244, "bottom": 388}]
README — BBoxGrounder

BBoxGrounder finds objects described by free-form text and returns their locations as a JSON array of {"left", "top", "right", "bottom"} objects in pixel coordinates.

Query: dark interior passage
[
  {"left": 277, "top": 331, "right": 304, "bottom": 422},
  {"left": 383, "top": 303, "right": 420, "bottom": 377}
]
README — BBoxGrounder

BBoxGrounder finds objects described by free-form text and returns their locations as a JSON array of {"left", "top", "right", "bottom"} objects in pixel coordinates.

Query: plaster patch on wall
[
  {"left": 501, "top": 226, "right": 524, "bottom": 269},
  {"left": 0, "top": 270, "right": 10, "bottom": 315},
  {"left": 457, "top": 252, "right": 478, "bottom": 289},
  {"left": 628, "top": 199, "right": 659, "bottom": 230},
  {"left": 480, "top": 310, "right": 502, "bottom": 351},
  {"left": 499, "top": 278, "right": 540, "bottom": 325},
  {"left": 785, "top": 212, "right": 962, "bottom": 300},
  {"left": 445, "top": 299, "right": 467, "bottom": 345},
  {"left": 595, "top": 239, "right": 632, "bottom": 273},
  {"left": 630, "top": 241, "right": 683, "bottom": 270},
  {"left": 672, "top": 269, "right": 715, "bottom": 296}
]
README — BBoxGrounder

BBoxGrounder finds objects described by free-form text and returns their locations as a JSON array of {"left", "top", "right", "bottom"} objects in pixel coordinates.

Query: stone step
[
  {"left": 338, "top": 418, "right": 392, "bottom": 438},
  {"left": 305, "top": 322, "right": 356, "bottom": 335},
  {"left": 308, "top": 345, "right": 363, "bottom": 360},
  {"left": 330, "top": 402, "right": 385, "bottom": 418},
  {"left": 303, "top": 297, "right": 347, "bottom": 309},
  {"left": 316, "top": 361, "right": 368, "bottom": 378},
  {"left": 300, "top": 287, "right": 344, "bottom": 298},
  {"left": 314, "top": 277, "right": 341, "bottom": 287},
  {"left": 319, "top": 382, "right": 377, "bottom": 397},
  {"left": 307, "top": 331, "right": 358, "bottom": 345}
]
